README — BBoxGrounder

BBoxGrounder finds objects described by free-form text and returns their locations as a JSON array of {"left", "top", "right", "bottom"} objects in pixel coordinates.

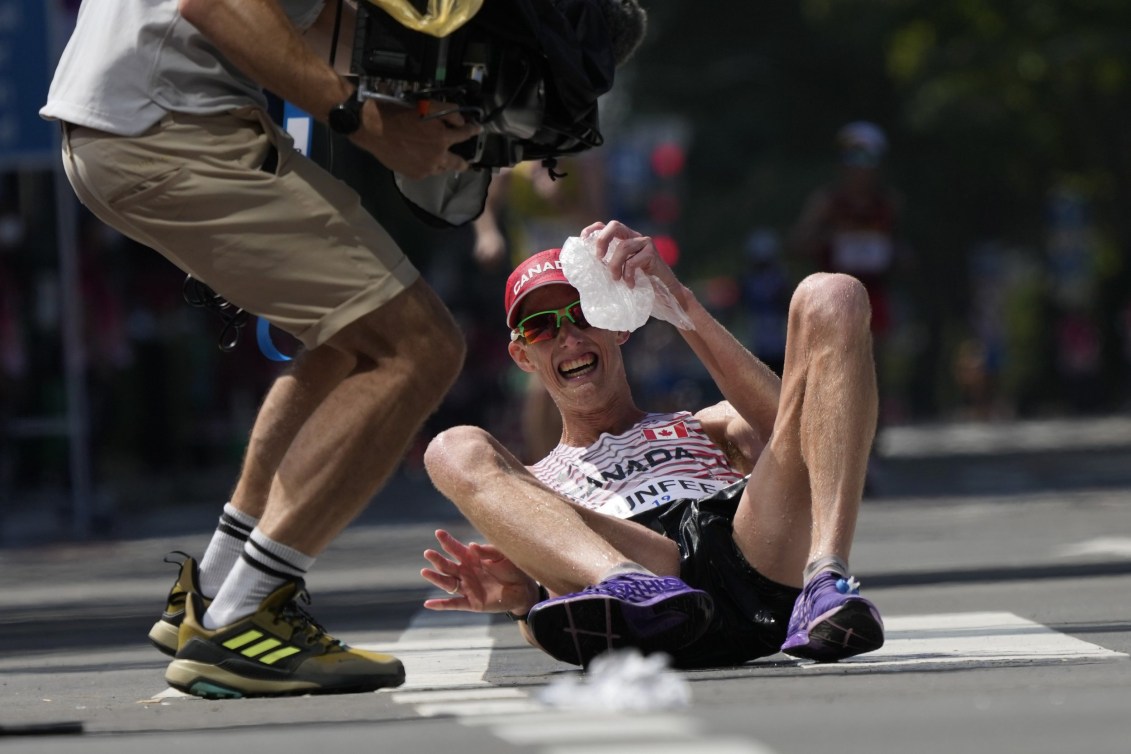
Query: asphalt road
[{"left": 2, "top": 420, "right": 1131, "bottom": 754}]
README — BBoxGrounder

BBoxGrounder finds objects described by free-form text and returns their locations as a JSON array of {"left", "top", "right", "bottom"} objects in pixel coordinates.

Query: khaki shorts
[{"left": 61, "top": 108, "right": 419, "bottom": 349}]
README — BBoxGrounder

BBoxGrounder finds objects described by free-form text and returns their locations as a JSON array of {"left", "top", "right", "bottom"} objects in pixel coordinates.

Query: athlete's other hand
[{"left": 421, "top": 529, "right": 542, "bottom": 616}]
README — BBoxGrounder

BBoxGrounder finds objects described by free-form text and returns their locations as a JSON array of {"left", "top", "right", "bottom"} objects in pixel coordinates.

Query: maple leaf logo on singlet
[{"left": 641, "top": 422, "right": 689, "bottom": 441}]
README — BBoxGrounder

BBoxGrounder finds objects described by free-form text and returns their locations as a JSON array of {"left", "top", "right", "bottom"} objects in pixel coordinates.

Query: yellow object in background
[{"left": 364, "top": 0, "right": 483, "bottom": 37}]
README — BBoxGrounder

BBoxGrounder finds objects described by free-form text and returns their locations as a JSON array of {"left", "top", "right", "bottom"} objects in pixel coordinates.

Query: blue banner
[{"left": 0, "top": 0, "right": 56, "bottom": 169}]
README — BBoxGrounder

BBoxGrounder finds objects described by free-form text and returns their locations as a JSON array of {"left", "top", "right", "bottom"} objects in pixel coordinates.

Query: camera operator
[{"left": 41, "top": 0, "right": 644, "bottom": 699}]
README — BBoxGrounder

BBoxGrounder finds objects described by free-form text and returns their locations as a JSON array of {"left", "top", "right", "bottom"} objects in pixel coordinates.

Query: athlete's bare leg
[
  {"left": 424, "top": 425, "right": 680, "bottom": 596},
  {"left": 731, "top": 272, "right": 878, "bottom": 587}
]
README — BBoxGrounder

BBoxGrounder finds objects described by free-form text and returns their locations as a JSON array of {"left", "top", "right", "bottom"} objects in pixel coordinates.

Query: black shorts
[{"left": 632, "top": 478, "right": 802, "bottom": 668}]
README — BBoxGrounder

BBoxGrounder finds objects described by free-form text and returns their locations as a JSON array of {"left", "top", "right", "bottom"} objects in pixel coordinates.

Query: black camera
[{"left": 350, "top": 0, "right": 614, "bottom": 170}]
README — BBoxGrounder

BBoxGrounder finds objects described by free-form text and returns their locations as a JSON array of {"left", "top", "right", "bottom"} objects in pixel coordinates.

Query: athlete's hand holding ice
[
  {"left": 583, "top": 220, "right": 678, "bottom": 290},
  {"left": 421, "top": 219, "right": 886, "bottom": 669}
]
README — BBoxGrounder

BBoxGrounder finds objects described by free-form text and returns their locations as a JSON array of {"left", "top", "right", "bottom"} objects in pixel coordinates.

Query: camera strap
[{"left": 181, "top": 275, "right": 294, "bottom": 361}]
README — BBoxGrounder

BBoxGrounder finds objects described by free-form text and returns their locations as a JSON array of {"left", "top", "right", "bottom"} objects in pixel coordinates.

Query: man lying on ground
[{"left": 419, "top": 220, "right": 885, "bottom": 668}]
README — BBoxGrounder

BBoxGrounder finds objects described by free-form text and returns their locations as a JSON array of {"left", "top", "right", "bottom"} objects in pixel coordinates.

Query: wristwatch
[{"left": 328, "top": 89, "right": 364, "bottom": 135}]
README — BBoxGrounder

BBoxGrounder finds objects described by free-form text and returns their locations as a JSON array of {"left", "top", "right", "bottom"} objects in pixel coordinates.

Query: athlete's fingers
[
  {"left": 424, "top": 563, "right": 461, "bottom": 594},
  {"left": 435, "top": 529, "right": 472, "bottom": 560},
  {"left": 605, "top": 236, "right": 650, "bottom": 284},
  {"left": 422, "top": 596, "right": 472, "bottom": 611},
  {"left": 423, "top": 549, "right": 460, "bottom": 579},
  {"left": 595, "top": 219, "right": 634, "bottom": 247},
  {"left": 469, "top": 542, "right": 507, "bottom": 562},
  {"left": 420, "top": 567, "right": 445, "bottom": 590},
  {"left": 580, "top": 221, "right": 606, "bottom": 239},
  {"left": 420, "top": 564, "right": 452, "bottom": 584},
  {"left": 421, "top": 565, "right": 463, "bottom": 597},
  {"left": 619, "top": 237, "right": 659, "bottom": 288},
  {"left": 592, "top": 221, "right": 641, "bottom": 269}
]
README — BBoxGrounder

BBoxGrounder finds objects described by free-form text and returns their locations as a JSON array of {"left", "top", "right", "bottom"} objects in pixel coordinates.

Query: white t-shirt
[
  {"left": 529, "top": 411, "right": 745, "bottom": 520},
  {"left": 40, "top": 0, "right": 326, "bottom": 135}
]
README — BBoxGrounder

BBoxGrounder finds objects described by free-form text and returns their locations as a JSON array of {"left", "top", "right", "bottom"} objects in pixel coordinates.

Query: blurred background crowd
[{"left": 3, "top": 0, "right": 1130, "bottom": 538}]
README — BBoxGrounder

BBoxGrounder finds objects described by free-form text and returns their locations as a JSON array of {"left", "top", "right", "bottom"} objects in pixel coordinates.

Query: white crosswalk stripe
[{"left": 801, "top": 611, "right": 1126, "bottom": 671}]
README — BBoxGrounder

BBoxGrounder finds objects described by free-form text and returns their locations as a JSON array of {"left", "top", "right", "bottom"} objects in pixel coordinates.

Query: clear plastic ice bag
[{"left": 559, "top": 235, "right": 654, "bottom": 332}]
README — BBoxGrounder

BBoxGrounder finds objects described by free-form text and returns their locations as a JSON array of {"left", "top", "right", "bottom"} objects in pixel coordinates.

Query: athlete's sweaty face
[{"left": 507, "top": 285, "right": 630, "bottom": 402}]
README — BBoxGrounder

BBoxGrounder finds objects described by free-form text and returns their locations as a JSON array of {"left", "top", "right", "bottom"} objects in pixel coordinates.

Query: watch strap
[
  {"left": 506, "top": 584, "right": 549, "bottom": 623},
  {"left": 328, "top": 87, "right": 364, "bottom": 135}
]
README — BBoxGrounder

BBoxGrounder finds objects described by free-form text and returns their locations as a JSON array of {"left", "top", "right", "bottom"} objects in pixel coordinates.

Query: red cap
[{"left": 504, "top": 248, "right": 571, "bottom": 328}]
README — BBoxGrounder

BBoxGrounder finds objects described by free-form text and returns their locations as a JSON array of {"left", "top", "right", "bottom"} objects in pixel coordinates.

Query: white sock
[
  {"left": 598, "top": 561, "right": 655, "bottom": 583},
  {"left": 202, "top": 528, "right": 315, "bottom": 629},
  {"left": 198, "top": 503, "right": 258, "bottom": 598},
  {"left": 802, "top": 555, "right": 850, "bottom": 585}
]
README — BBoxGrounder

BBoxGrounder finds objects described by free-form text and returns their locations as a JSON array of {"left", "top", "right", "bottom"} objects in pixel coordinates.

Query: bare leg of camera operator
[{"left": 153, "top": 281, "right": 465, "bottom": 699}]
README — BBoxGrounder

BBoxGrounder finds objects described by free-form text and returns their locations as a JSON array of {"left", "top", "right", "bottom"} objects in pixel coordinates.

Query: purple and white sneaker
[
  {"left": 780, "top": 571, "right": 884, "bottom": 662},
  {"left": 526, "top": 573, "right": 714, "bottom": 668}
]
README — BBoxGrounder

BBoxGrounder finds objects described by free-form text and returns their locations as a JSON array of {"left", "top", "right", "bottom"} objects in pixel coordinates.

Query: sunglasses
[{"left": 511, "top": 300, "right": 591, "bottom": 344}]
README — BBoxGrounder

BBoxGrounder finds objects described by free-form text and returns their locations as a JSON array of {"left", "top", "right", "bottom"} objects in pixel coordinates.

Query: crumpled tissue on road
[{"left": 538, "top": 648, "right": 691, "bottom": 711}]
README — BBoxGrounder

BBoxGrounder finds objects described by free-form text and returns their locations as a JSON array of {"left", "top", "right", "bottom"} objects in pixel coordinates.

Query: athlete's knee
[
  {"left": 425, "top": 424, "right": 488, "bottom": 465},
  {"left": 789, "top": 273, "right": 871, "bottom": 343},
  {"left": 424, "top": 425, "right": 499, "bottom": 494}
]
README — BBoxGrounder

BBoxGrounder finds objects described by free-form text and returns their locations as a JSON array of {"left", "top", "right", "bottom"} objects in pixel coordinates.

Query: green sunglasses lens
[{"left": 516, "top": 300, "right": 587, "bottom": 343}]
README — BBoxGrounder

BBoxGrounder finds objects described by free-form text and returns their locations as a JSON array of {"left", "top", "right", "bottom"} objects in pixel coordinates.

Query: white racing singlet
[{"left": 529, "top": 411, "right": 744, "bottom": 519}]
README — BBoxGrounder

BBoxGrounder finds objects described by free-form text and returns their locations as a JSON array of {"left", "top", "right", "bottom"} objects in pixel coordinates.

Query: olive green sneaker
[
  {"left": 148, "top": 552, "right": 209, "bottom": 657},
  {"left": 164, "top": 580, "right": 405, "bottom": 699}
]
